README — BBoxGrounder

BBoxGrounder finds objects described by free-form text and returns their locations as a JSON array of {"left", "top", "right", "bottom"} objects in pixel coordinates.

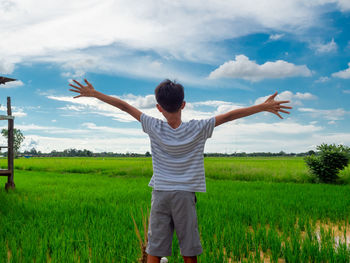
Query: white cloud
[
  {"left": 335, "top": 0, "right": 350, "bottom": 11},
  {"left": 0, "top": 1, "right": 314, "bottom": 59},
  {"left": 59, "top": 105, "right": 85, "bottom": 112},
  {"left": 3, "top": 119, "right": 331, "bottom": 154},
  {"left": 332, "top": 62, "right": 350, "bottom": 79},
  {"left": 2, "top": 103, "right": 349, "bottom": 154},
  {"left": 294, "top": 92, "right": 317, "bottom": 100},
  {"left": 207, "top": 129, "right": 350, "bottom": 153},
  {"left": 60, "top": 56, "right": 101, "bottom": 79},
  {"left": 191, "top": 100, "right": 233, "bottom": 107},
  {"left": 48, "top": 93, "right": 160, "bottom": 122},
  {"left": 205, "top": 119, "right": 326, "bottom": 153},
  {"left": 8, "top": 121, "right": 347, "bottom": 154},
  {"left": 269, "top": 33, "right": 284, "bottom": 40},
  {"left": 48, "top": 91, "right": 316, "bottom": 126},
  {"left": 82, "top": 122, "right": 144, "bottom": 136},
  {"left": 208, "top": 55, "right": 312, "bottom": 81},
  {"left": 123, "top": 94, "right": 156, "bottom": 109},
  {"left": 314, "top": 38, "right": 338, "bottom": 53},
  {"left": 20, "top": 134, "right": 150, "bottom": 153},
  {"left": 315, "top": 76, "right": 330, "bottom": 83},
  {"left": 61, "top": 70, "right": 86, "bottom": 79},
  {"left": 41, "top": 91, "right": 350, "bottom": 153},
  {"left": 220, "top": 120, "right": 322, "bottom": 135},
  {"left": 298, "top": 107, "right": 349, "bottom": 121},
  {"left": 0, "top": 122, "right": 143, "bottom": 138},
  {"left": 2, "top": 118, "right": 148, "bottom": 152},
  {"left": 255, "top": 91, "right": 316, "bottom": 106},
  {"left": 12, "top": 110, "right": 26, "bottom": 117},
  {"left": 22, "top": 138, "right": 39, "bottom": 150},
  {"left": 0, "top": 80, "right": 24, "bottom": 89},
  {"left": 0, "top": 0, "right": 348, "bottom": 81},
  {"left": 54, "top": 51, "right": 206, "bottom": 87},
  {"left": 0, "top": 59, "right": 15, "bottom": 74},
  {"left": 48, "top": 95, "right": 136, "bottom": 122},
  {"left": 343, "top": 90, "right": 350, "bottom": 94},
  {"left": 51, "top": 92, "right": 166, "bottom": 122},
  {"left": 11, "top": 124, "right": 86, "bottom": 134},
  {"left": 48, "top": 93, "right": 246, "bottom": 123},
  {"left": 0, "top": 105, "right": 27, "bottom": 117},
  {"left": 19, "top": 127, "right": 350, "bottom": 154}
]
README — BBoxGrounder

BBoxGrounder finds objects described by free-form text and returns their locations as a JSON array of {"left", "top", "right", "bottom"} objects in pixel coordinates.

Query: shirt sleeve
[
  {"left": 140, "top": 113, "right": 156, "bottom": 134},
  {"left": 202, "top": 116, "right": 216, "bottom": 140}
]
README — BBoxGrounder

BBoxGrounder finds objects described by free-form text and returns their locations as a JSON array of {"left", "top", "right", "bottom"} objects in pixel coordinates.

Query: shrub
[{"left": 305, "top": 144, "right": 349, "bottom": 183}]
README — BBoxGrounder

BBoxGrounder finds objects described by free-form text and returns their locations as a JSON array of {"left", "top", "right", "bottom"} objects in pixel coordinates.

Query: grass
[
  {"left": 204, "top": 157, "right": 312, "bottom": 183},
  {"left": 0, "top": 157, "right": 350, "bottom": 262},
  {"left": 3, "top": 157, "right": 153, "bottom": 177},
  {"left": 1, "top": 170, "right": 151, "bottom": 263},
  {"left": 3, "top": 156, "right": 349, "bottom": 183}
]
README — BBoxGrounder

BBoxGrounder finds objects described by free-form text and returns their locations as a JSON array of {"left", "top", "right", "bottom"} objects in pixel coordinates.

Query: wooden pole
[{"left": 5, "top": 97, "right": 15, "bottom": 190}]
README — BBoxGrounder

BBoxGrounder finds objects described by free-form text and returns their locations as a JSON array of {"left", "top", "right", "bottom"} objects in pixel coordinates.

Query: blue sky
[{"left": 1, "top": 0, "right": 350, "bottom": 153}]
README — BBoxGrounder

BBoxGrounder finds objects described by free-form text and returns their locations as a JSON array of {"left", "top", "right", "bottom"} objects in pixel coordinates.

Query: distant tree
[
  {"left": 30, "top": 147, "right": 37, "bottom": 155},
  {"left": 305, "top": 144, "right": 350, "bottom": 183},
  {"left": 145, "top": 151, "right": 151, "bottom": 157},
  {"left": 83, "top": 149, "right": 93, "bottom": 157},
  {"left": 307, "top": 150, "right": 316, "bottom": 156},
  {"left": 1, "top": 128, "right": 25, "bottom": 158},
  {"left": 278, "top": 151, "right": 286, "bottom": 156}
]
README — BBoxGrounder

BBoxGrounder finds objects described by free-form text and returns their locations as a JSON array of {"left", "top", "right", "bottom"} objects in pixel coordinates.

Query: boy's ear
[
  {"left": 181, "top": 101, "right": 186, "bottom": 110},
  {"left": 156, "top": 104, "right": 163, "bottom": 112}
]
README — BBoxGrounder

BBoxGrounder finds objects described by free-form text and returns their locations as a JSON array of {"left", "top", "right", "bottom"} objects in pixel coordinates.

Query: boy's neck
[{"left": 164, "top": 111, "right": 182, "bottom": 129}]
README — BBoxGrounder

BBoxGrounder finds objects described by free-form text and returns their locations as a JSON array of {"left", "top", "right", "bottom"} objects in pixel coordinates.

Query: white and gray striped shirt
[{"left": 141, "top": 113, "right": 215, "bottom": 192}]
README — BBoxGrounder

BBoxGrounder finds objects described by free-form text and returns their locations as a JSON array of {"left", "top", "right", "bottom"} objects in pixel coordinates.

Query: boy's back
[{"left": 140, "top": 113, "right": 215, "bottom": 192}]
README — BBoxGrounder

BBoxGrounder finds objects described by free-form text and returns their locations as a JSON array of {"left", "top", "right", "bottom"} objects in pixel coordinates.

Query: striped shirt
[{"left": 141, "top": 113, "right": 216, "bottom": 192}]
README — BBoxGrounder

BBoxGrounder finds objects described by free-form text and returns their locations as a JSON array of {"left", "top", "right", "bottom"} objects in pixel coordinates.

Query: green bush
[{"left": 305, "top": 144, "right": 349, "bottom": 183}]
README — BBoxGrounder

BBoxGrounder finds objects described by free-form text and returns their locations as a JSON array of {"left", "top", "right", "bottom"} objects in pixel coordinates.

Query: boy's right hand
[{"left": 69, "top": 79, "right": 96, "bottom": 98}]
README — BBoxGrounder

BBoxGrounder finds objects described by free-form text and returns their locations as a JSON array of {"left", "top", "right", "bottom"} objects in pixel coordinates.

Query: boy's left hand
[
  {"left": 69, "top": 79, "right": 96, "bottom": 98},
  {"left": 263, "top": 92, "right": 292, "bottom": 119}
]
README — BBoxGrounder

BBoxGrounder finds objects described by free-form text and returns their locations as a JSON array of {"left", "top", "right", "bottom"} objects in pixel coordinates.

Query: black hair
[{"left": 155, "top": 79, "right": 184, "bottom": 113}]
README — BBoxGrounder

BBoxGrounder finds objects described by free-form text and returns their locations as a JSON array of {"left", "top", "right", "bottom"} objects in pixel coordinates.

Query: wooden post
[{"left": 5, "top": 97, "right": 15, "bottom": 190}]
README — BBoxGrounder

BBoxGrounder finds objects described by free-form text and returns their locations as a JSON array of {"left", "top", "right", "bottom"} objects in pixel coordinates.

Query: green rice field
[
  {"left": 1, "top": 157, "right": 350, "bottom": 262},
  {"left": 6, "top": 156, "right": 350, "bottom": 183}
]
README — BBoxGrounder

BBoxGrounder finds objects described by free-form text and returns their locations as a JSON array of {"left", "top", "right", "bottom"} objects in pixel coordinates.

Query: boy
[{"left": 69, "top": 79, "right": 291, "bottom": 263}]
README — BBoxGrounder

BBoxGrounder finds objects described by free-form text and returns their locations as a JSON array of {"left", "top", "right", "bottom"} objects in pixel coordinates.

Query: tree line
[
  {"left": 0, "top": 148, "right": 315, "bottom": 158},
  {"left": 20, "top": 148, "right": 151, "bottom": 158},
  {"left": 0, "top": 128, "right": 337, "bottom": 158}
]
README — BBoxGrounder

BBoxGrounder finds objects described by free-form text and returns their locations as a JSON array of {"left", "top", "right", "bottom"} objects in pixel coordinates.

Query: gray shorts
[{"left": 146, "top": 190, "right": 203, "bottom": 257}]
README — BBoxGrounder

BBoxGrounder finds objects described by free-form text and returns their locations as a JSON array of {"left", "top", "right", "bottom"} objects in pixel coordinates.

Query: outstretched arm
[
  {"left": 215, "top": 92, "right": 292, "bottom": 127},
  {"left": 69, "top": 79, "right": 142, "bottom": 122}
]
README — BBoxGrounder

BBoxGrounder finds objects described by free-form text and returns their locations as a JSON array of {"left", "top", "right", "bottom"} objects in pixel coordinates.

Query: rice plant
[
  {"left": 0, "top": 157, "right": 349, "bottom": 262},
  {"left": 132, "top": 208, "right": 149, "bottom": 263}
]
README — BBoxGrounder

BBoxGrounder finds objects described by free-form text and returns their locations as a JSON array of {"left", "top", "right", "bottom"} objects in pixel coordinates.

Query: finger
[
  {"left": 277, "top": 100, "right": 290, "bottom": 104},
  {"left": 73, "top": 95, "right": 83, "bottom": 99},
  {"left": 84, "top": 79, "right": 92, "bottom": 86},
  {"left": 275, "top": 112, "right": 283, "bottom": 119},
  {"left": 280, "top": 105, "right": 293, "bottom": 109},
  {"left": 69, "top": 84, "right": 81, "bottom": 90},
  {"left": 69, "top": 89, "right": 81, "bottom": 94},
  {"left": 278, "top": 109, "right": 290, "bottom": 114},
  {"left": 73, "top": 80, "right": 84, "bottom": 88},
  {"left": 269, "top": 92, "right": 278, "bottom": 100}
]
